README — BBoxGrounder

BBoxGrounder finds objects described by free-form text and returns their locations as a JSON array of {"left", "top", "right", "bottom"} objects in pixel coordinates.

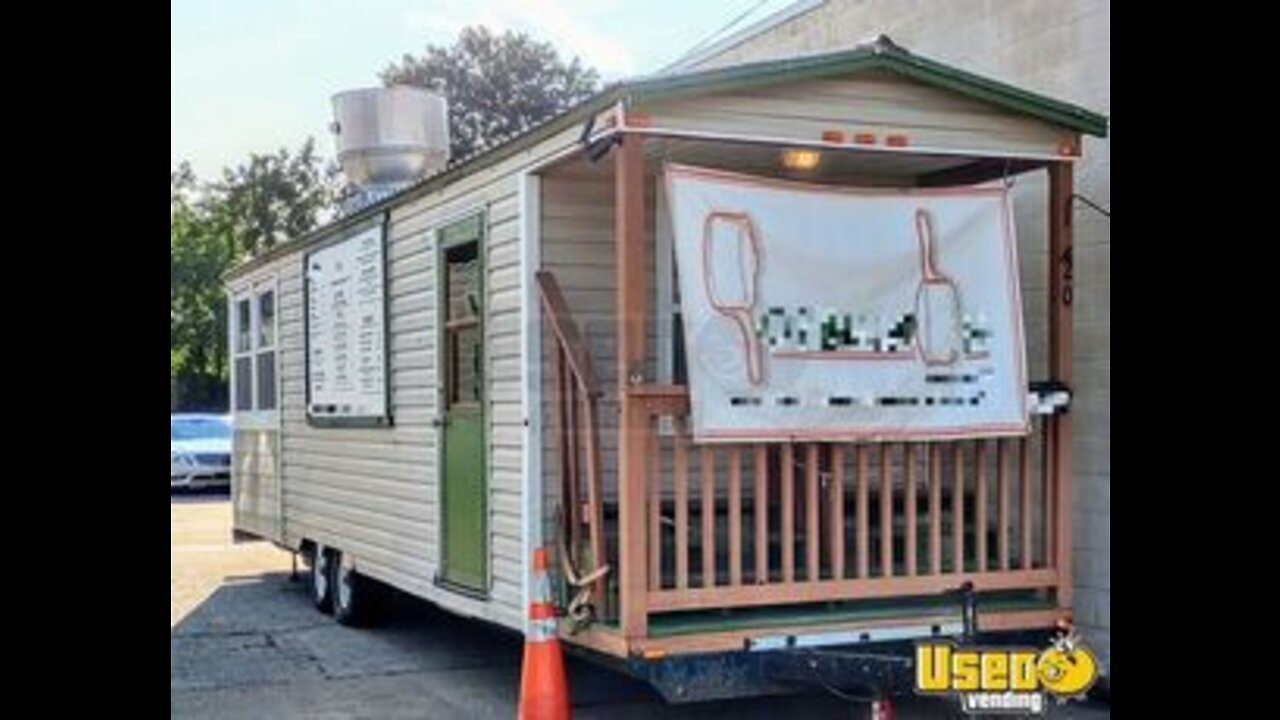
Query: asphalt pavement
[{"left": 171, "top": 493, "right": 1109, "bottom": 718}]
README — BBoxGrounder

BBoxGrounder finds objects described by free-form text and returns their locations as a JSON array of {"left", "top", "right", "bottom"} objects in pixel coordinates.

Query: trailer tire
[
  {"left": 308, "top": 544, "right": 334, "bottom": 614},
  {"left": 331, "top": 550, "right": 379, "bottom": 626}
]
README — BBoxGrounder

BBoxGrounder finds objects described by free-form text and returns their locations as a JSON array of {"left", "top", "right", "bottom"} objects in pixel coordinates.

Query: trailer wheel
[
  {"left": 308, "top": 544, "right": 334, "bottom": 613},
  {"left": 331, "top": 550, "right": 379, "bottom": 626}
]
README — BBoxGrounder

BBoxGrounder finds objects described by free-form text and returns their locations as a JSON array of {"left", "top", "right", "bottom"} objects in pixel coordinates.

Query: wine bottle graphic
[
  {"left": 703, "top": 212, "right": 764, "bottom": 385},
  {"left": 914, "top": 208, "right": 962, "bottom": 366}
]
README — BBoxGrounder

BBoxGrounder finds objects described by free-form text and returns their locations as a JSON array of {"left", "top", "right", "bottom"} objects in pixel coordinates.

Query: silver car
[{"left": 171, "top": 413, "right": 232, "bottom": 490}]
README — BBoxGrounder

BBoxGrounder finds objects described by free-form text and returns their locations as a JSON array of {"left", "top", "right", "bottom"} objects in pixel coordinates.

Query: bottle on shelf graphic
[
  {"left": 702, "top": 211, "right": 764, "bottom": 385},
  {"left": 914, "top": 208, "right": 962, "bottom": 366}
]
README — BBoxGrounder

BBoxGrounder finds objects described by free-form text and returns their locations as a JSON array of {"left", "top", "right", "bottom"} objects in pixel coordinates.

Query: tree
[
  {"left": 170, "top": 140, "right": 334, "bottom": 410},
  {"left": 208, "top": 137, "right": 334, "bottom": 258},
  {"left": 381, "top": 26, "right": 600, "bottom": 161},
  {"left": 172, "top": 25, "right": 596, "bottom": 410},
  {"left": 170, "top": 177, "right": 231, "bottom": 410},
  {"left": 172, "top": 160, "right": 196, "bottom": 206}
]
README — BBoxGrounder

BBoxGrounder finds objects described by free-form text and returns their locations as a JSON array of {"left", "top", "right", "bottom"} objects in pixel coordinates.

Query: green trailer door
[{"left": 439, "top": 216, "right": 487, "bottom": 592}]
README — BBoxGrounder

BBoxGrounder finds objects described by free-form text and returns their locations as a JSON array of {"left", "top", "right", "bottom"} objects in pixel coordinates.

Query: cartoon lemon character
[{"left": 1036, "top": 640, "right": 1099, "bottom": 696}]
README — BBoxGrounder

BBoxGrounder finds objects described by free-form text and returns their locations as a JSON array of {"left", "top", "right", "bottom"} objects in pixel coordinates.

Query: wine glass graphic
[
  {"left": 914, "top": 208, "right": 962, "bottom": 366},
  {"left": 702, "top": 212, "right": 764, "bottom": 385}
]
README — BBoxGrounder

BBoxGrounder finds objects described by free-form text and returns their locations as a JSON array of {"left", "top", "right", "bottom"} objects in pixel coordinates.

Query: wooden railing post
[
  {"left": 616, "top": 134, "right": 649, "bottom": 639},
  {"left": 580, "top": 384, "right": 606, "bottom": 610},
  {"left": 905, "top": 443, "right": 918, "bottom": 577},
  {"left": 553, "top": 346, "right": 574, "bottom": 563},
  {"left": 754, "top": 446, "right": 769, "bottom": 584},
  {"left": 1049, "top": 161, "right": 1074, "bottom": 608}
]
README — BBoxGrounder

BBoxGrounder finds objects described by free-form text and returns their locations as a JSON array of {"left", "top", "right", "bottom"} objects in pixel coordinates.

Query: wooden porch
[{"left": 538, "top": 129, "right": 1077, "bottom": 657}]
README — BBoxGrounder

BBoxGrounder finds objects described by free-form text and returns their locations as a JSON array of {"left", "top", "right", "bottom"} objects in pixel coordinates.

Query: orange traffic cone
[{"left": 518, "top": 546, "right": 570, "bottom": 720}]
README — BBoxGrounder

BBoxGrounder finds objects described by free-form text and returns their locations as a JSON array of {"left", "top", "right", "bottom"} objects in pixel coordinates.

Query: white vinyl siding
[
  {"left": 538, "top": 165, "right": 659, "bottom": 509},
  {"left": 539, "top": 171, "right": 619, "bottom": 512},
  {"left": 272, "top": 142, "right": 556, "bottom": 630}
]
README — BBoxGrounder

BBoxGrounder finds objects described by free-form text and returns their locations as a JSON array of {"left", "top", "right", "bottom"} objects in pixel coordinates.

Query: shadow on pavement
[
  {"left": 170, "top": 488, "right": 232, "bottom": 504},
  {"left": 172, "top": 568, "right": 1109, "bottom": 718}
]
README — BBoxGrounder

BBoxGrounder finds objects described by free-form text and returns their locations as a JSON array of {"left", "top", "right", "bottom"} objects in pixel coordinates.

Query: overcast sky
[{"left": 171, "top": 0, "right": 798, "bottom": 178}]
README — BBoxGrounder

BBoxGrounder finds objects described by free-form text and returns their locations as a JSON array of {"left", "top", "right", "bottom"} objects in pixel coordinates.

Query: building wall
[{"left": 688, "top": 0, "right": 1111, "bottom": 672}]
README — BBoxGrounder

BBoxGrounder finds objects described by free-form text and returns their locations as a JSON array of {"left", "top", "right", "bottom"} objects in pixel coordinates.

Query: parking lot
[{"left": 171, "top": 493, "right": 1109, "bottom": 718}]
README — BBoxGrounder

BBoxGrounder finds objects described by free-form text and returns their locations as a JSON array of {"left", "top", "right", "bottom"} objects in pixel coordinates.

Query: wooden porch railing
[
  {"left": 628, "top": 385, "right": 1061, "bottom": 616},
  {"left": 536, "top": 271, "right": 607, "bottom": 613},
  {"left": 595, "top": 137, "right": 1076, "bottom": 643}
]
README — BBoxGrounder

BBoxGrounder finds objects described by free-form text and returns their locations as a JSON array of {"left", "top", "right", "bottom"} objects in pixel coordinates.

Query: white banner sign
[
  {"left": 666, "top": 164, "right": 1028, "bottom": 442},
  {"left": 306, "top": 222, "right": 388, "bottom": 424}
]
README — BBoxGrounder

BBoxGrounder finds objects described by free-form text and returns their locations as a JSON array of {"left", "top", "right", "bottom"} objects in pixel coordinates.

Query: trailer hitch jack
[{"left": 954, "top": 581, "right": 978, "bottom": 641}]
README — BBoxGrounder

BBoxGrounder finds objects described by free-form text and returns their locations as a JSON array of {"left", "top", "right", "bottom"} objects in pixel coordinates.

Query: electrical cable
[
  {"left": 679, "top": 0, "right": 773, "bottom": 61},
  {"left": 1071, "top": 193, "right": 1110, "bottom": 218}
]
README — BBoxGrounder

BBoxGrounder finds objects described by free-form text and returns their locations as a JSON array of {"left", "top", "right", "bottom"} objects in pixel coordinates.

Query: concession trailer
[{"left": 226, "top": 36, "right": 1108, "bottom": 702}]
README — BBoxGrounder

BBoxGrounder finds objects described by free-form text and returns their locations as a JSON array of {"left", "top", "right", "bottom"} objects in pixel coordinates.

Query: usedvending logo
[{"left": 915, "top": 631, "right": 1099, "bottom": 715}]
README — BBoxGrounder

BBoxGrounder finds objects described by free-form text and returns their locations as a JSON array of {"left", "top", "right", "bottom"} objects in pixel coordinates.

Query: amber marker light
[{"left": 780, "top": 148, "right": 822, "bottom": 171}]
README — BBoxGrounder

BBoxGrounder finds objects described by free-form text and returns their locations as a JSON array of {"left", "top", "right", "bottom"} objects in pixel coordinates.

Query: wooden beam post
[
  {"left": 857, "top": 446, "right": 869, "bottom": 578},
  {"left": 754, "top": 445, "right": 769, "bottom": 584},
  {"left": 648, "top": 424, "right": 661, "bottom": 590},
  {"left": 617, "top": 134, "right": 650, "bottom": 639},
  {"left": 905, "top": 444, "right": 917, "bottom": 577},
  {"left": 701, "top": 447, "right": 716, "bottom": 588},
  {"left": 1048, "top": 161, "right": 1075, "bottom": 609}
]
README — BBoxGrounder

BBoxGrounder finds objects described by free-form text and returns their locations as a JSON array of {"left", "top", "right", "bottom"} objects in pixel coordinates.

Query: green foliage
[
  {"left": 209, "top": 138, "right": 334, "bottom": 258},
  {"left": 381, "top": 26, "right": 600, "bottom": 161},
  {"left": 170, "top": 141, "right": 332, "bottom": 410},
  {"left": 173, "top": 26, "right": 600, "bottom": 410}
]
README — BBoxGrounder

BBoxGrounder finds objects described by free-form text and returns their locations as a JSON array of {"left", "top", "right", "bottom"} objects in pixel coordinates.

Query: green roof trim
[
  {"left": 876, "top": 43, "right": 1108, "bottom": 137},
  {"left": 227, "top": 37, "right": 1107, "bottom": 280},
  {"left": 625, "top": 37, "right": 1108, "bottom": 137}
]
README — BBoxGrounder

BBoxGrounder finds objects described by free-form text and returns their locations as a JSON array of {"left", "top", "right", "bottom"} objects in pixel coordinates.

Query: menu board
[{"left": 305, "top": 221, "right": 389, "bottom": 425}]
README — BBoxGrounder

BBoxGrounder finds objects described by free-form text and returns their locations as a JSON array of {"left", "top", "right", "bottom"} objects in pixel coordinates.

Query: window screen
[
  {"left": 235, "top": 357, "right": 253, "bottom": 410},
  {"left": 256, "top": 351, "right": 277, "bottom": 410},
  {"left": 236, "top": 299, "right": 252, "bottom": 353},
  {"left": 257, "top": 290, "right": 275, "bottom": 349}
]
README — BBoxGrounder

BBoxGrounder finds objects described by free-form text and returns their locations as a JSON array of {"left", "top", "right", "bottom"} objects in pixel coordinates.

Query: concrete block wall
[{"left": 688, "top": 0, "right": 1111, "bottom": 674}]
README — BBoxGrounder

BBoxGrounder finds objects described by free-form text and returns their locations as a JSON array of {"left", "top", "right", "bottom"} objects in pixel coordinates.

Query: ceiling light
[{"left": 781, "top": 148, "right": 821, "bottom": 171}]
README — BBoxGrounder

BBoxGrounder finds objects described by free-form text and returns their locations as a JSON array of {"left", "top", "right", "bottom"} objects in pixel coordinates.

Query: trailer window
[
  {"left": 444, "top": 241, "right": 482, "bottom": 406},
  {"left": 231, "top": 280, "right": 278, "bottom": 413},
  {"left": 236, "top": 299, "right": 252, "bottom": 354},
  {"left": 256, "top": 289, "right": 277, "bottom": 410},
  {"left": 258, "top": 290, "right": 275, "bottom": 349},
  {"left": 234, "top": 297, "right": 253, "bottom": 410}
]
